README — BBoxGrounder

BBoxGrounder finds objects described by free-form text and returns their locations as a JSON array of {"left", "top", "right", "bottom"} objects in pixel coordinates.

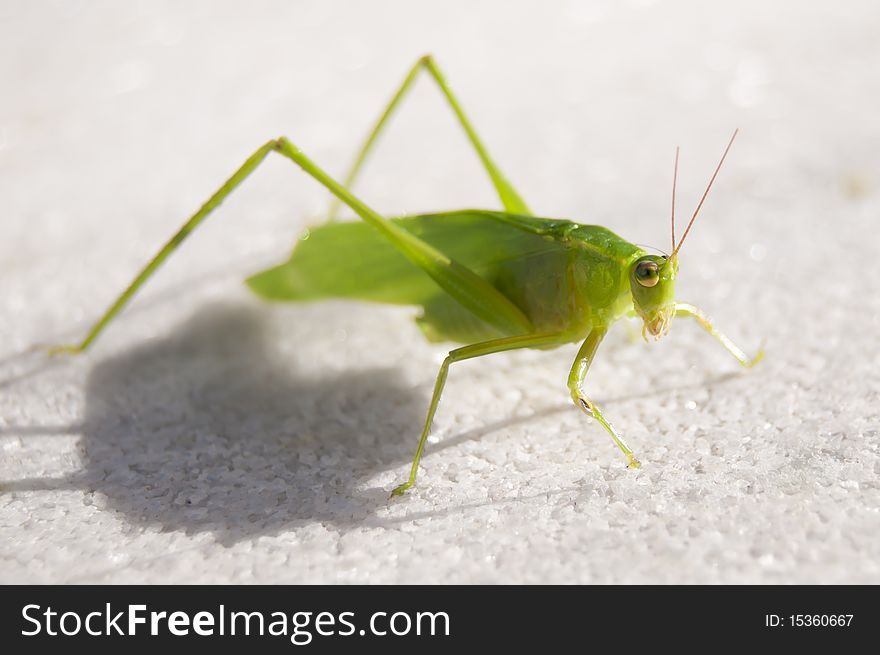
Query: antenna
[
  {"left": 671, "top": 146, "right": 679, "bottom": 252},
  {"left": 671, "top": 129, "right": 738, "bottom": 259}
]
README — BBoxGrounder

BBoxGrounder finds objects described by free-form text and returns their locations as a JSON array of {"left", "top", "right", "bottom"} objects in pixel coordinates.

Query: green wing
[
  {"left": 247, "top": 218, "right": 435, "bottom": 305},
  {"left": 246, "top": 210, "right": 575, "bottom": 343},
  {"left": 246, "top": 210, "right": 564, "bottom": 305}
]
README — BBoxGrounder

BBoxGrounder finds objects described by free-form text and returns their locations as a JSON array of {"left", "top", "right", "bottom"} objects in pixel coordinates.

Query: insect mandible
[{"left": 51, "top": 55, "right": 764, "bottom": 497}]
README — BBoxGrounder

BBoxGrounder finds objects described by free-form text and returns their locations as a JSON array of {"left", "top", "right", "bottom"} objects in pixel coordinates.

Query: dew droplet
[{"left": 749, "top": 243, "right": 767, "bottom": 261}]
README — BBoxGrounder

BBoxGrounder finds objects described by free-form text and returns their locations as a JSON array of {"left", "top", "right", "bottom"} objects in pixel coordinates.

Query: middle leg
[{"left": 392, "top": 331, "right": 567, "bottom": 497}]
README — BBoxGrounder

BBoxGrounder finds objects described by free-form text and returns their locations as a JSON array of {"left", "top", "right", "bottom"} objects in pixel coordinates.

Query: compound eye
[{"left": 635, "top": 260, "right": 660, "bottom": 287}]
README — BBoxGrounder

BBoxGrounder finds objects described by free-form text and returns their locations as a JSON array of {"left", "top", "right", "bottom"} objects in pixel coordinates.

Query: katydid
[{"left": 51, "top": 55, "right": 763, "bottom": 497}]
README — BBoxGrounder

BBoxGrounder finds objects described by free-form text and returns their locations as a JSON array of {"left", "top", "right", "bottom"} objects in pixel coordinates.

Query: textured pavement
[{"left": 1, "top": 0, "right": 878, "bottom": 583}]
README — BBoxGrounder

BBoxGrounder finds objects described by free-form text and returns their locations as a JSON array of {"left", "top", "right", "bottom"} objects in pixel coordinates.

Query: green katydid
[{"left": 51, "top": 55, "right": 763, "bottom": 497}]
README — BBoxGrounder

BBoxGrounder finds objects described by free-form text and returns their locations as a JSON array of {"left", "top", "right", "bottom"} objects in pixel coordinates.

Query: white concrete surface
[{"left": 1, "top": 0, "right": 878, "bottom": 583}]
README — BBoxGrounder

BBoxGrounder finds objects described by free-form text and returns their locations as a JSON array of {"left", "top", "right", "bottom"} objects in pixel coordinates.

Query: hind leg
[
  {"left": 327, "top": 54, "right": 531, "bottom": 220},
  {"left": 52, "top": 136, "right": 532, "bottom": 354}
]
